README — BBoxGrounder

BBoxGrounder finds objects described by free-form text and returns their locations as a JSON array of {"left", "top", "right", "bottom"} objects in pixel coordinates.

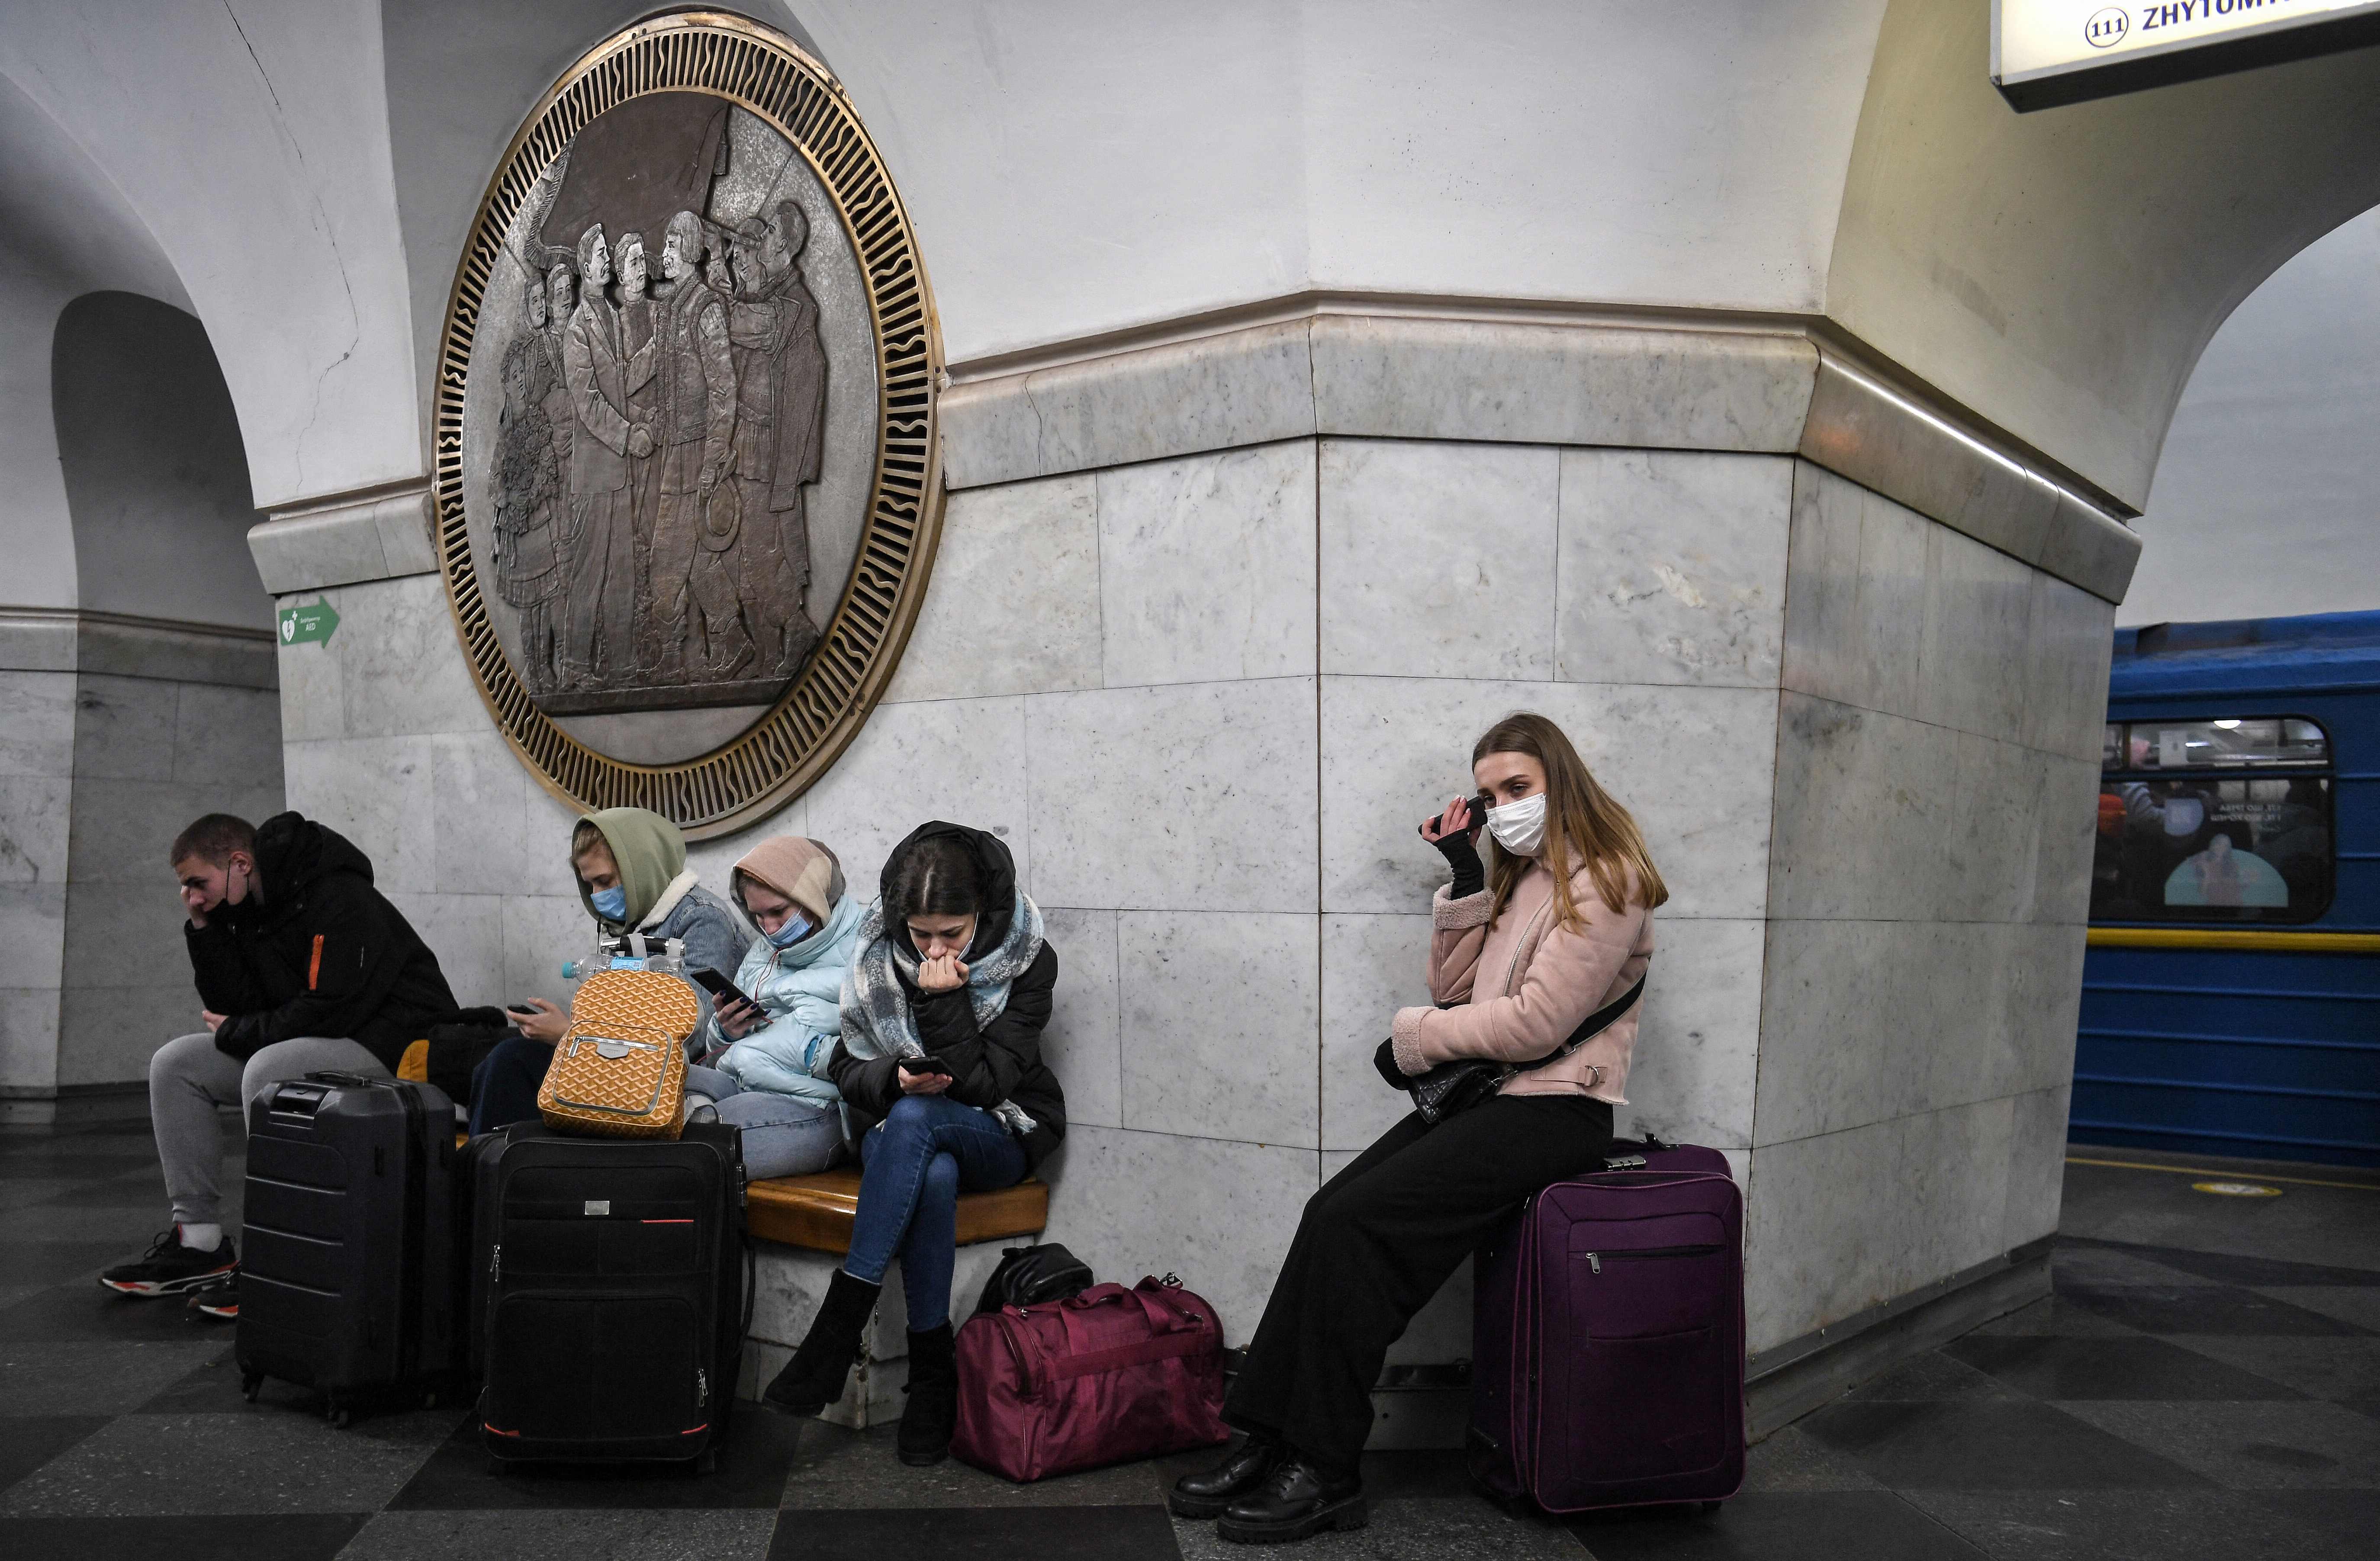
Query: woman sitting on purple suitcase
[
  {"left": 762, "top": 821, "right": 1065, "bottom": 1468},
  {"left": 1172, "top": 711, "right": 1666, "bottom": 1544}
]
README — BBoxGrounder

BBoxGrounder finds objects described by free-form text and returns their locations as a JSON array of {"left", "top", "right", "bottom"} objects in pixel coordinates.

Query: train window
[{"left": 2093, "top": 718, "right": 2334, "bottom": 924}]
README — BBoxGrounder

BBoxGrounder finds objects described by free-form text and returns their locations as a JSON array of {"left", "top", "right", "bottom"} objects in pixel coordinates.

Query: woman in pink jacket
[{"left": 1173, "top": 711, "right": 1666, "bottom": 1544}]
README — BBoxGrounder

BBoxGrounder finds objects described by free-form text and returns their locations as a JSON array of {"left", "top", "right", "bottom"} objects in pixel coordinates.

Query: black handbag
[
  {"left": 973, "top": 1241, "right": 1094, "bottom": 1316},
  {"left": 1381, "top": 974, "right": 1648, "bottom": 1126}
]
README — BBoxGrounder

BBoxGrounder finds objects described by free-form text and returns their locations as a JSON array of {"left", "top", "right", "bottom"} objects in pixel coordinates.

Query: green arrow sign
[{"left": 278, "top": 599, "right": 341, "bottom": 647}]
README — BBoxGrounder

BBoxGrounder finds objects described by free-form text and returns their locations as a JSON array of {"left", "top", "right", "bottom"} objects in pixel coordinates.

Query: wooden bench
[{"left": 746, "top": 1168, "right": 1049, "bottom": 1253}]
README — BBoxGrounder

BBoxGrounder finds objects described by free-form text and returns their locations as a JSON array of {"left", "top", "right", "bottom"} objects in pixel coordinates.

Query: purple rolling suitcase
[{"left": 1470, "top": 1137, "right": 1745, "bottom": 1513}]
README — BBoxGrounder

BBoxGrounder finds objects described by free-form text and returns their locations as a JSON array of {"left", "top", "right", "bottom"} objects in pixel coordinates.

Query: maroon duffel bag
[{"left": 951, "top": 1275, "right": 1232, "bottom": 1481}]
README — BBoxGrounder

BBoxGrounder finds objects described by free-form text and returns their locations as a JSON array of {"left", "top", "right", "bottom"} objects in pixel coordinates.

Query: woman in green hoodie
[{"left": 469, "top": 807, "right": 750, "bottom": 1135}]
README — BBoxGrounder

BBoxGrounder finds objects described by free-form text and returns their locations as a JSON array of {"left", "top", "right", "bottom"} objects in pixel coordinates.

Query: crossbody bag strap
[{"left": 1506, "top": 969, "right": 1647, "bottom": 1078}]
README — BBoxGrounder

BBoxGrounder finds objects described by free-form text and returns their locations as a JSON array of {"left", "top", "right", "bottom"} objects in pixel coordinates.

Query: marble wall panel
[
  {"left": 0, "top": 778, "right": 73, "bottom": 883},
  {"left": 1119, "top": 911, "right": 1318, "bottom": 1148},
  {"left": 1918, "top": 526, "right": 2036, "bottom": 746},
  {"left": 428, "top": 729, "right": 543, "bottom": 898},
  {"left": 69, "top": 676, "right": 177, "bottom": 782},
  {"left": 1768, "top": 693, "right": 1959, "bottom": 924},
  {"left": 282, "top": 737, "right": 435, "bottom": 895},
  {"left": 2002, "top": 1084, "right": 2073, "bottom": 1250},
  {"left": 0, "top": 884, "right": 66, "bottom": 1006},
  {"left": 57, "top": 982, "right": 210, "bottom": 1088},
  {"left": 880, "top": 474, "right": 1101, "bottom": 705},
  {"left": 1097, "top": 441, "right": 1317, "bottom": 688},
  {"left": 1039, "top": 907, "right": 1122, "bottom": 1131},
  {"left": 64, "top": 779, "right": 205, "bottom": 887},
  {"left": 802, "top": 696, "right": 1031, "bottom": 899},
  {"left": 1780, "top": 464, "right": 1930, "bottom": 726},
  {"left": 57, "top": 882, "right": 186, "bottom": 997},
  {"left": 2028, "top": 753, "right": 2100, "bottom": 927},
  {"left": 1026, "top": 678, "right": 1318, "bottom": 914},
  {"left": 1319, "top": 676, "right": 1775, "bottom": 921},
  {"left": 1028, "top": 322, "right": 1317, "bottom": 480},
  {"left": 2003, "top": 923, "right": 2087, "bottom": 1099},
  {"left": 935, "top": 377, "right": 1042, "bottom": 492},
  {"left": 1900, "top": 1096, "right": 2018, "bottom": 1288},
  {"left": 502, "top": 894, "right": 596, "bottom": 1007},
  {"left": 171, "top": 683, "right": 285, "bottom": 790},
  {"left": 1943, "top": 731, "right": 2046, "bottom": 926},
  {"left": 1038, "top": 1126, "right": 1317, "bottom": 1349},
  {"left": 1555, "top": 450, "right": 1792, "bottom": 689},
  {"left": 2022, "top": 574, "right": 2118, "bottom": 764},
  {"left": 0, "top": 671, "right": 77, "bottom": 779},
  {"left": 683, "top": 795, "right": 804, "bottom": 904},
  {"left": 1743, "top": 1115, "right": 1910, "bottom": 1353},
  {"left": 1308, "top": 317, "right": 1817, "bottom": 454},
  {"left": 1319, "top": 912, "right": 1433, "bottom": 1154},
  {"left": 0, "top": 987, "right": 61, "bottom": 1090},
  {"left": 1317, "top": 439, "right": 1559, "bottom": 682},
  {"left": 317, "top": 575, "right": 484, "bottom": 740},
  {"left": 1616, "top": 917, "right": 1763, "bottom": 1151},
  {"left": 1755, "top": 919, "right": 1938, "bottom": 1145},
  {"left": 274, "top": 625, "right": 345, "bottom": 743},
  {"left": 383, "top": 891, "right": 505, "bottom": 1009},
  {"left": 248, "top": 505, "right": 391, "bottom": 594}
]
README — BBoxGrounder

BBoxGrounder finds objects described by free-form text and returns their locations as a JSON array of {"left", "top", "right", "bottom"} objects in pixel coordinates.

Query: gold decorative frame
[{"left": 432, "top": 11, "right": 942, "bottom": 838}]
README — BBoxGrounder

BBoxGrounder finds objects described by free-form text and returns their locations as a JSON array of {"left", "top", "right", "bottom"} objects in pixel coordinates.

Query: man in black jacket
[{"left": 100, "top": 812, "right": 457, "bottom": 1317}]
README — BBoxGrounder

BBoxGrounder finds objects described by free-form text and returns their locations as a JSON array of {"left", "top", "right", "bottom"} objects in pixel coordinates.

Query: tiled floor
[{"left": 1, "top": 1120, "right": 2374, "bottom": 1559}]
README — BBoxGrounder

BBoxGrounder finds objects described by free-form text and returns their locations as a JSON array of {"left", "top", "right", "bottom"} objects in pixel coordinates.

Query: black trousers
[{"left": 1225, "top": 1094, "right": 1614, "bottom": 1475}]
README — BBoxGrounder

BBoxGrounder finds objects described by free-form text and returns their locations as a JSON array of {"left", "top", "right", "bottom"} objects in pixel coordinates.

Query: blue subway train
[{"left": 2076, "top": 610, "right": 2380, "bottom": 1169}]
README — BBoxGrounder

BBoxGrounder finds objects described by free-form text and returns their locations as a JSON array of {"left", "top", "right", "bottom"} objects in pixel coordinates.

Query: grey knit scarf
[{"left": 838, "top": 889, "right": 1046, "bottom": 1137}]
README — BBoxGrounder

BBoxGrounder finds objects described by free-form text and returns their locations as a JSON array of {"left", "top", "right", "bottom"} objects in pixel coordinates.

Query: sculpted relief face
[{"left": 468, "top": 90, "right": 872, "bottom": 737}]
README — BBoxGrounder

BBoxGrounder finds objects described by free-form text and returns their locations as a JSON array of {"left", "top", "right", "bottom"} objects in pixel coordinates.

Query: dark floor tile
[
  {"left": 3, "top": 1242, "right": 137, "bottom": 1288},
  {"left": 1355, "top": 1447, "right": 1479, "bottom": 1500},
  {"left": 0, "top": 1341, "right": 230, "bottom": 1415},
  {"left": 2058, "top": 1282, "right": 2371, "bottom": 1337},
  {"left": 2052, "top": 1242, "right": 2211, "bottom": 1289},
  {"left": 1904, "top": 1488, "right": 2375, "bottom": 1561},
  {"left": 0, "top": 1278, "right": 242, "bottom": 1342},
  {"left": 389, "top": 1407, "right": 798, "bottom": 1510},
  {"left": 1736, "top": 1426, "right": 1885, "bottom": 1493},
  {"left": 2259, "top": 1287, "right": 2380, "bottom": 1333},
  {"left": 0, "top": 1408, "right": 460, "bottom": 1515},
  {"left": 33, "top": 1174, "right": 174, "bottom": 1210},
  {"left": 0, "top": 1202, "right": 166, "bottom": 1242},
  {"left": 2248, "top": 1489, "right": 2380, "bottom": 1553},
  {"left": 1843, "top": 1351, "right": 2023, "bottom": 1403},
  {"left": 0, "top": 1418, "right": 107, "bottom": 1496},
  {"left": 2064, "top": 1236, "right": 2380, "bottom": 1289},
  {"left": 2058, "top": 1162, "right": 2380, "bottom": 1275},
  {"left": 0, "top": 1513, "right": 368, "bottom": 1561},
  {"left": 344, "top": 1508, "right": 778, "bottom": 1560},
  {"left": 2052, "top": 1400, "right": 2380, "bottom": 1490},
  {"left": 1968, "top": 1295, "right": 2142, "bottom": 1338},
  {"left": 1797, "top": 1400, "right": 2209, "bottom": 1490},
  {"left": 133, "top": 1349, "right": 352, "bottom": 1416},
  {"left": 782, "top": 1421, "right": 1168, "bottom": 1509},
  {"left": 1566, "top": 1490, "right": 1984, "bottom": 1559},
  {"left": 1173, "top": 1494, "right": 1584, "bottom": 1560},
  {"left": 2163, "top": 1334, "right": 2380, "bottom": 1408},
  {"left": 1942, "top": 1334, "right": 2303, "bottom": 1400},
  {"left": 773, "top": 1505, "right": 1179, "bottom": 1561},
  {"left": 0, "top": 1180, "right": 80, "bottom": 1210}
]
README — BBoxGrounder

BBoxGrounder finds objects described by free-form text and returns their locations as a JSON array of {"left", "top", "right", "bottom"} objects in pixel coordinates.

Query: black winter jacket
[
  {"left": 186, "top": 812, "right": 459, "bottom": 1070},
  {"left": 827, "top": 821, "right": 1068, "bottom": 1167}
]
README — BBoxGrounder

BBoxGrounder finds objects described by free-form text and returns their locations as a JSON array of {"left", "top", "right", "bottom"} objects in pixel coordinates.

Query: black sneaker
[
  {"left": 99, "top": 1229, "right": 238, "bottom": 1296},
  {"left": 187, "top": 1273, "right": 239, "bottom": 1321}
]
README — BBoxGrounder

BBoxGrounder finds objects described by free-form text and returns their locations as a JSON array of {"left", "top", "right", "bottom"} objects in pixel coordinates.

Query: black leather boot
[
  {"left": 1169, "top": 1433, "right": 1285, "bottom": 1519},
  {"left": 896, "top": 1323, "right": 958, "bottom": 1466},
  {"left": 1217, "top": 1456, "right": 1367, "bottom": 1544},
  {"left": 763, "top": 1268, "right": 881, "bottom": 1416}
]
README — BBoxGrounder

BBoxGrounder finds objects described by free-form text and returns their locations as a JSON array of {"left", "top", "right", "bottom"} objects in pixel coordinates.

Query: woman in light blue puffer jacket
[{"left": 683, "top": 835, "right": 865, "bottom": 1178}]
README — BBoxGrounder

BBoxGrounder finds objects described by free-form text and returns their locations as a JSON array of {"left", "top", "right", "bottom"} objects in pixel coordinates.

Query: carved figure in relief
[
  {"left": 614, "top": 230, "right": 664, "bottom": 675},
  {"left": 646, "top": 209, "right": 745, "bottom": 681},
  {"left": 491, "top": 278, "right": 568, "bottom": 691},
  {"left": 559, "top": 224, "right": 656, "bottom": 688},
  {"left": 541, "top": 259, "right": 580, "bottom": 537},
  {"left": 725, "top": 200, "right": 828, "bottom": 677}
]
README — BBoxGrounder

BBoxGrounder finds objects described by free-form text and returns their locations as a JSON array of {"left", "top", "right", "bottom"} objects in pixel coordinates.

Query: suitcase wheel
[
  {"left": 325, "top": 1400, "right": 352, "bottom": 1430},
  {"left": 1699, "top": 1500, "right": 1724, "bottom": 1516},
  {"left": 240, "top": 1372, "right": 263, "bottom": 1404},
  {"left": 692, "top": 1448, "right": 718, "bottom": 1477}
]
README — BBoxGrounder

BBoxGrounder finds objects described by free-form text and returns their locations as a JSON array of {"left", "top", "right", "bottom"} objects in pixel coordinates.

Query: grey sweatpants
[{"left": 149, "top": 1031, "right": 389, "bottom": 1226}]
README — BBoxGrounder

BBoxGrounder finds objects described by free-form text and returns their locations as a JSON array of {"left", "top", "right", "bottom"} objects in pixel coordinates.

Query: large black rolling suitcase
[
  {"left": 470, "top": 1120, "right": 748, "bottom": 1471},
  {"left": 237, "top": 1072, "right": 465, "bottom": 1424}
]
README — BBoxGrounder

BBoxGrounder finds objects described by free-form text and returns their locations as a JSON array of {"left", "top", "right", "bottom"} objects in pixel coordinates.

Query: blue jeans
[
  {"left": 847, "top": 1094, "right": 1028, "bottom": 1332},
  {"left": 683, "top": 1065, "right": 845, "bottom": 1180}
]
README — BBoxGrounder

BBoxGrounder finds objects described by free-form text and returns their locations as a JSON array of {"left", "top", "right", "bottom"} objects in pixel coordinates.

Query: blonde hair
[{"left": 1472, "top": 711, "right": 1669, "bottom": 931}]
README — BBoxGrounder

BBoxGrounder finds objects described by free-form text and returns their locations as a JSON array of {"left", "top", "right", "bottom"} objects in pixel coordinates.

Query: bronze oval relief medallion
[{"left": 435, "top": 11, "right": 941, "bottom": 837}]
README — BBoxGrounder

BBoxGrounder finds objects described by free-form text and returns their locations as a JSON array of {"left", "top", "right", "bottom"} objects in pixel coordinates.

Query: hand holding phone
[
  {"left": 1420, "top": 792, "right": 1495, "bottom": 843},
  {"left": 689, "top": 967, "right": 760, "bottom": 1011},
  {"left": 898, "top": 1055, "right": 954, "bottom": 1096}
]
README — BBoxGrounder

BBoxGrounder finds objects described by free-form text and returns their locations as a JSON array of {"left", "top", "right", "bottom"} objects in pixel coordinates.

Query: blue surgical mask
[
  {"left": 589, "top": 885, "right": 628, "bottom": 921},
  {"left": 765, "top": 913, "right": 813, "bottom": 949}
]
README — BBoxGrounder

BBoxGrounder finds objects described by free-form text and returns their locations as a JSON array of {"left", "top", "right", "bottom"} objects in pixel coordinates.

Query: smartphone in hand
[
  {"left": 1421, "top": 792, "right": 1496, "bottom": 840},
  {"left": 902, "top": 1054, "right": 953, "bottom": 1077},
  {"left": 689, "top": 967, "right": 761, "bottom": 1012}
]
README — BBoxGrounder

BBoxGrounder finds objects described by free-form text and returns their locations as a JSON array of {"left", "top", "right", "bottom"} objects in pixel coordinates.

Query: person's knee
[
  {"left": 881, "top": 1093, "right": 940, "bottom": 1136},
  {"left": 919, "top": 1150, "right": 959, "bottom": 1205},
  {"left": 150, "top": 1032, "right": 213, "bottom": 1088}
]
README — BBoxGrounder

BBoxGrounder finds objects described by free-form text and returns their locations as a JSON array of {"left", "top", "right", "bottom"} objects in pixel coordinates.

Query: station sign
[{"left": 1994, "top": 0, "right": 2380, "bottom": 109}]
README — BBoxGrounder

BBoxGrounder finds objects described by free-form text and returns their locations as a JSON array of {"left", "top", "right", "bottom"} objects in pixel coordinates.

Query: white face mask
[{"left": 1486, "top": 792, "right": 1547, "bottom": 856}]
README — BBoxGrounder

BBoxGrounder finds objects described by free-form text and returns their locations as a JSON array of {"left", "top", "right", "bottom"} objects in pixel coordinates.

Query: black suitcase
[
  {"left": 470, "top": 1120, "right": 748, "bottom": 1470},
  {"left": 237, "top": 1072, "right": 464, "bottom": 1424}
]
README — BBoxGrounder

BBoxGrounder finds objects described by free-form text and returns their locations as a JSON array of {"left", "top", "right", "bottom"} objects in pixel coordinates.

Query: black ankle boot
[
  {"left": 763, "top": 1268, "right": 882, "bottom": 1417},
  {"left": 896, "top": 1323, "right": 958, "bottom": 1466},
  {"left": 1217, "top": 1456, "right": 1366, "bottom": 1544},
  {"left": 1169, "top": 1433, "right": 1283, "bottom": 1519}
]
